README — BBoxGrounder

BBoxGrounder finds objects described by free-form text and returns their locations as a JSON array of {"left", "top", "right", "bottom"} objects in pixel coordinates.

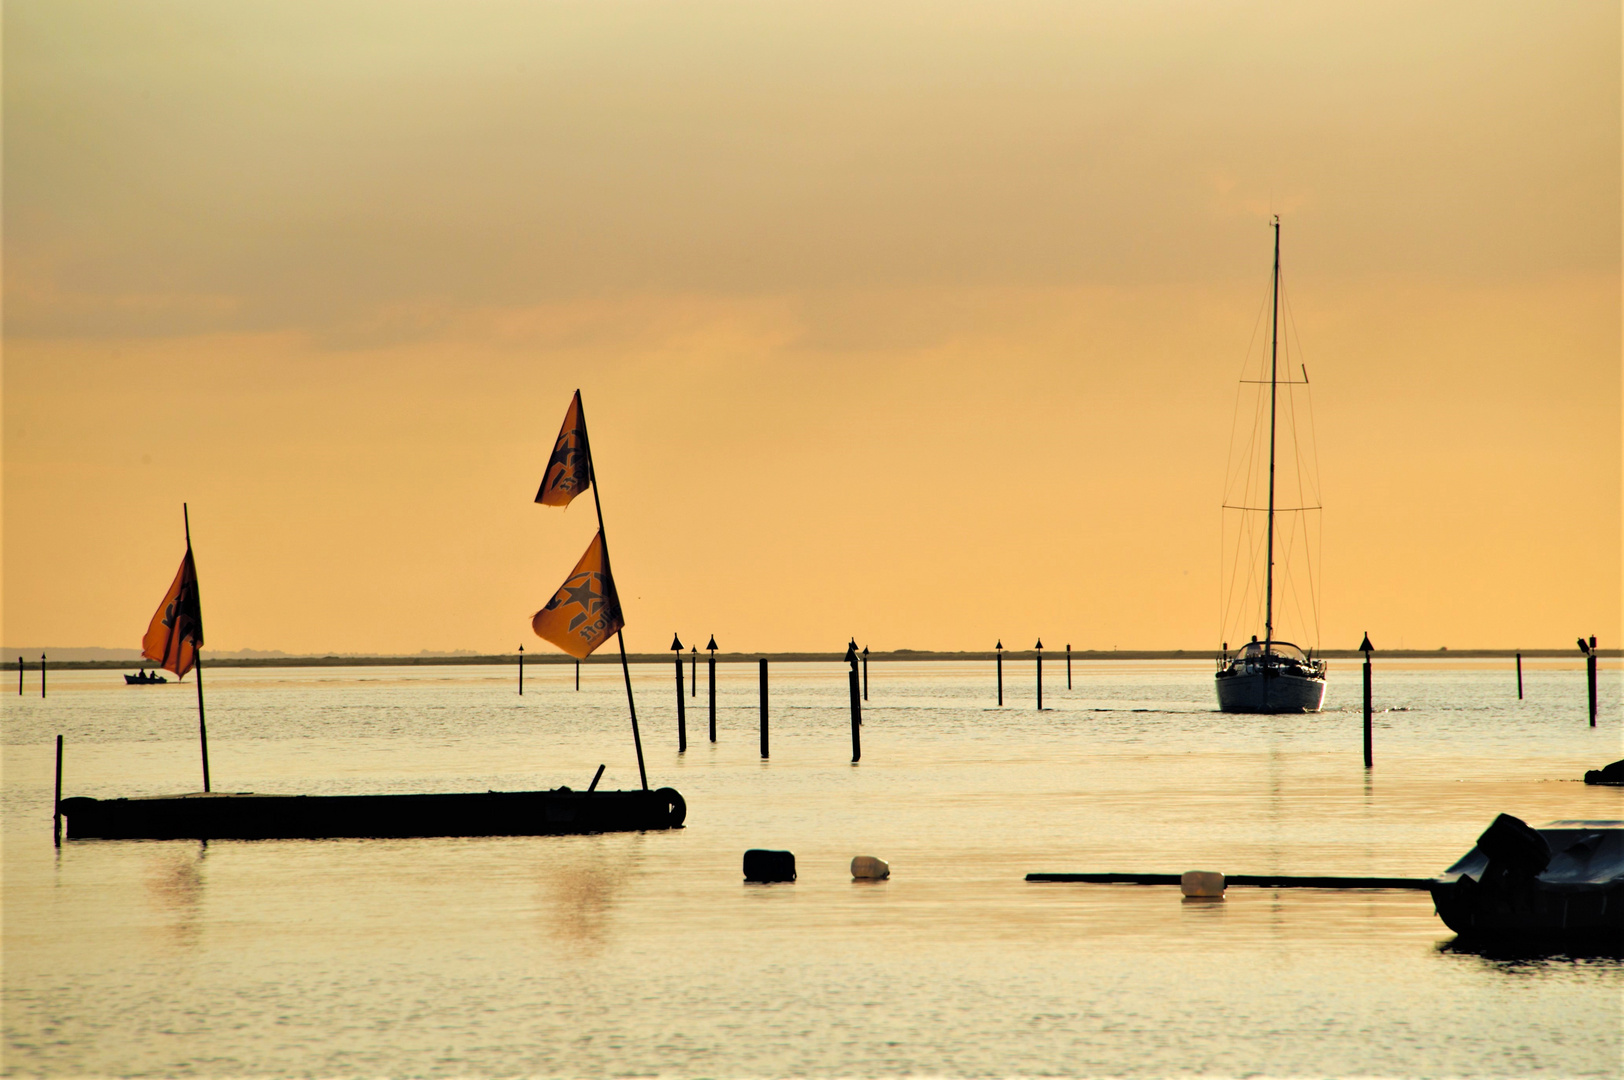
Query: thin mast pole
[
  {"left": 576, "top": 392, "right": 649, "bottom": 791},
  {"left": 185, "top": 504, "right": 211, "bottom": 792},
  {"left": 1260, "top": 214, "right": 1273, "bottom": 643}
]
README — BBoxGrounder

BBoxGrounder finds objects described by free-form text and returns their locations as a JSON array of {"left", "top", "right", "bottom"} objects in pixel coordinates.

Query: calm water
[{"left": 3, "top": 658, "right": 1621, "bottom": 1078}]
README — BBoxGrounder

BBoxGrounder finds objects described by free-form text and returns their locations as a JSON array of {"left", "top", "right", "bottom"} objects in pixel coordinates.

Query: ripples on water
[{"left": 3, "top": 659, "right": 1621, "bottom": 1077}]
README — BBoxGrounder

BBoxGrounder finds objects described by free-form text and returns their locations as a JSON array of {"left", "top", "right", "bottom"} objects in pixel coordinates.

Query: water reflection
[
  {"left": 145, "top": 842, "right": 207, "bottom": 946},
  {"left": 539, "top": 837, "right": 638, "bottom": 956},
  {"left": 1437, "top": 937, "right": 1624, "bottom": 968}
]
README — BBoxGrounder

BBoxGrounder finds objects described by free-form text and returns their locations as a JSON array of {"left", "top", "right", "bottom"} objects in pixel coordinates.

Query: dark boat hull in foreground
[
  {"left": 1430, "top": 817, "right": 1623, "bottom": 946},
  {"left": 59, "top": 787, "right": 685, "bottom": 841}
]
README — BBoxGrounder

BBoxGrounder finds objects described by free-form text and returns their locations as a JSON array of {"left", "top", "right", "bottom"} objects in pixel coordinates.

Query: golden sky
[{"left": 4, "top": 1, "right": 1619, "bottom": 655}]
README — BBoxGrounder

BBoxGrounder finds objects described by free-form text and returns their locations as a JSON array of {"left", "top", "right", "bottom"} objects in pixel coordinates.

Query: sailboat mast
[{"left": 1260, "top": 214, "right": 1273, "bottom": 643}]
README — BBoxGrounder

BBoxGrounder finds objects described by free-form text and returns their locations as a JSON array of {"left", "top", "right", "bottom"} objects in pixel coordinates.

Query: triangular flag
[
  {"left": 535, "top": 390, "right": 591, "bottom": 507},
  {"left": 142, "top": 548, "right": 204, "bottom": 677},
  {"left": 532, "top": 531, "right": 623, "bottom": 659}
]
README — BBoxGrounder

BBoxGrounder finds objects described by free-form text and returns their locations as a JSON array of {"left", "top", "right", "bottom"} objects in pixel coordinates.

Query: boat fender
[
  {"left": 1475, "top": 813, "right": 1550, "bottom": 878},
  {"left": 655, "top": 787, "right": 686, "bottom": 828},
  {"left": 744, "top": 849, "right": 795, "bottom": 882},
  {"left": 851, "top": 855, "right": 889, "bottom": 880},
  {"left": 1180, "top": 870, "right": 1225, "bottom": 898}
]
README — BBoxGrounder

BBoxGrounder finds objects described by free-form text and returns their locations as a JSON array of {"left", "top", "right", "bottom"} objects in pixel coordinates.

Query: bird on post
[{"left": 1579, "top": 637, "right": 1590, "bottom": 655}]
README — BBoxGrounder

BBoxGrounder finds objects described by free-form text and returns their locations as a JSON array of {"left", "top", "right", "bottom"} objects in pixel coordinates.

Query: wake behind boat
[{"left": 1215, "top": 218, "right": 1327, "bottom": 714}]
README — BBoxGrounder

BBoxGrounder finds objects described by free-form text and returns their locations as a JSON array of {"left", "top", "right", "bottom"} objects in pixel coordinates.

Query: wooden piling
[
  {"left": 707, "top": 635, "right": 717, "bottom": 742},
  {"left": 1588, "top": 636, "right": 1597, "bottom": 727},
  {"left": 40, "top": 654, "right": 46, "bottom": 699},
  {"left": 671, "top": 635, "right": 686, "bottom": 752},
  {"left": 518, "top": 644, "right": 524, "bottom": 696},
  {"left": 996, "top": 640, "right": 1003, "bottom": 706},
  {"left": 53, "top": 734, "right": 63, "bottom": 847},
  {"left": 759, "top": 658, "right": 769, "bottom": 758},
  {"left": 1035, "top": 640, "right": 1043, "bottom": 710},
  {"left": 691, "top": 646, "right": 697, "bottom": 698},
  {"left": 17, "top": 656, "right": 22, "bottom": 696},
  {"left": 575, "top": 660, "right": 580, "bottom": 691},
  {"left": 861, "top": 646, "right": 869, "bottom": 702},
  {"left": 1066, "top": 643, "right": 1072, "bottom": 690},
  {"left": 846, "top": 642, "right": 862, "bottom": 762},
  {"left": 1516, "top": 651, "right": 1522, "bottom": 700},
  {"left": 1361, "top": 633, "right": 1373, "bottom": 769}
]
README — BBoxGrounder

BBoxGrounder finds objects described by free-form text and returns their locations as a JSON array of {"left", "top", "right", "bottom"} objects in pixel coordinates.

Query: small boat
[
  {"left": 1215, "top": 637, "right": 1326, "bottom": 713},
  {"left": 1430, "top": 814, "right": 1624, "bottom": 946},
  {"left": 123, "top": 669, "right": 169, "bottom": 685},
  {"left": 1215, "top": 218, "right": 1326, "bottom": 714}
]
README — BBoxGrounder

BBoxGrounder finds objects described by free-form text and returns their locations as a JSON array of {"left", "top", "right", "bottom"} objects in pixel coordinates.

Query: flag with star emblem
[
  {"left": 532, "top": 530, "right": 623, "bottom": 658},
  {"left": 142, "top": 546, "right": 204, "bottom": 678},
  {"left": 535, "top": 390, "right": 591, "bottom": 507}
]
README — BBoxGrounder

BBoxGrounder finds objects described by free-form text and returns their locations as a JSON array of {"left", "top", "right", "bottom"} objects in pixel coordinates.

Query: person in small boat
[{"left": 137, "top": 667, "right": 146, "bottom": 681}]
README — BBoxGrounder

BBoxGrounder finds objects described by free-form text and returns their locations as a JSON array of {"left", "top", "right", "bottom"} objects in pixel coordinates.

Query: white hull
[{"left": 1214, "top": 668, "right": 1326, "bottom": 713}]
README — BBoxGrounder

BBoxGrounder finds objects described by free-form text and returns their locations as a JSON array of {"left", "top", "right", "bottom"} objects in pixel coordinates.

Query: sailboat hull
[{"left": 1215, "top": 669, "right": 1326, "bottom": 714}]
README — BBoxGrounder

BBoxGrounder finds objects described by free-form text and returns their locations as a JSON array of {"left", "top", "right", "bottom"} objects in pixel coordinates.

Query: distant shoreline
[{"left": 7, "top": 648, "right": 1616, "bottom": 672}]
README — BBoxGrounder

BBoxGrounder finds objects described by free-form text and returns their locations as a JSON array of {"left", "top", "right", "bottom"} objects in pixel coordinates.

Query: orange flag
[
  {"left": 532, "top": 531, "right": 623, "bottom": 658},
  {"left": 142, "top": 548, "right": 204, "bottom": 677},
  {"left": 535, "top": 390, "right": 591, "bottom": 507}
]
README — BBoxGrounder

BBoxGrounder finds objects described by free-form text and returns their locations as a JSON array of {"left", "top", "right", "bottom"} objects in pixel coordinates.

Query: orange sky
[{"left": 4, "top": 1, "right": 1619, "bottom": 655}]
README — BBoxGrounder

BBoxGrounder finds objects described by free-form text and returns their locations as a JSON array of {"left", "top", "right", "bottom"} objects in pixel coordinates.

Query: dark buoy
[{"left": 744, "top": 849, "right": 796, "bottom": 882}]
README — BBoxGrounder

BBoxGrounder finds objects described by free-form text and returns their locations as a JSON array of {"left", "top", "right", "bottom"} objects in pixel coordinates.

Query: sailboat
[{"left": 1214, "top": 218, "right": 1327, "bottom": 714}]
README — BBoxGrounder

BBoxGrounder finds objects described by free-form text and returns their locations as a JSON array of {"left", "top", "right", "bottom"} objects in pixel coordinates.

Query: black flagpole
[
  {"left": 576, "top": 392, "right": 648, "bottom": 791},
  {"left": 184, "top": 504, "right": 211, "bottom": 792}
]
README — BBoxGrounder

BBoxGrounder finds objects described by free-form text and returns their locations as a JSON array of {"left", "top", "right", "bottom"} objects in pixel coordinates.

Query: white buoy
[
  {"left": 1180, "top": 870, "right": 1225, "bottom": 898},
  {"left": 851, "top": 855, "right": 890, "bottom": 880}
]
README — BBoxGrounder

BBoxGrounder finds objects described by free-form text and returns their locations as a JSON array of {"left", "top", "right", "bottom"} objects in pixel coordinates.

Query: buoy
[
  {"left": 744, "top": 849, "right": 796, "bottom": 882},
  {"left": 851, "top": 855, "right": 889, "bottom": 880},
  {"left": 1180, "top": 870, "right": 1225, "bottom": 898}
]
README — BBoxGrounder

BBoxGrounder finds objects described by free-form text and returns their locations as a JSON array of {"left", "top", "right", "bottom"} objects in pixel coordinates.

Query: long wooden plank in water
[{"left": 1026, "top": 872, "right": 1431, "bottom": 889}]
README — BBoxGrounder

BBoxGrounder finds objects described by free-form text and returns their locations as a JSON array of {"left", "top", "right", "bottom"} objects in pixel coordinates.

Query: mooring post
[
  {"left": 691, "top": 645, "right": 697, "bottom": 698},
  {"left": 1066, "top": 643, "right": 1072, "bottom": 690},
  {"left": 996, "top": 640, "right": 1003, "bottom": 706},
  {"left": 707, "top": 635, "right": 718, "bottom": 742},
  {"left": 861, "top": 645, "right": 869, "bottom": 702},
  {"left": 1586, "top": 635, "right": 1598, "bottom": 726},
  {"left": 1361, "top": 633, "right": 1373, "bottom": 769},
  {"left": 846, "top": 641, "right": 862, "bottom": 762},
  {"left": 518, "top": 644, "right": 524, "bottom": 696},
  {"left": 759, "top": 658, "right": 769, "bottom": 758},
  {"left": 18, "top": 656, "right": 23, "bottom": 696},
  {"left": 1035, "top": 640, "right": 1043, "bottom": 710},
  {"left": 53, "top": 734, "right": 63, "bottom": 848},
  {"left": 40, "top": 654, "right": 46, "bottom": 699},
  {"left": 671, "top": 634, "right": 686, "bottom": 752},
  {"left": 575, "top": 659, "right": 580, "bottom": 691},
  {"left": 1516, "top": 651, "right": 1523, "bottom": 700}
]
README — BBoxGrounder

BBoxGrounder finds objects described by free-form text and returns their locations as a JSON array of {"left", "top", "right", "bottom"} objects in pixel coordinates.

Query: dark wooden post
[
  {"left": 518, "top": 644, "right": 524, "bottom": 696},
  {"left": 1035, "top": 640, "right": 1043, "bottom": 710},
  {"left": 759, "top": 658, "right": 769, "bottom": 758},
  {"left": 691, "top": 645, "right": 697, "bottom": 697},
  {"left": 575, "top": 660, "right": 580, "bottom": 691},
  {"left": 671, "top": 634, "right": 686, "bottom": 752},
  {"left": 996, "top": 640, "right": 1003, "bottom": 706},
  {"left": 1361, "top": 633, "right": 1373, "bottom": 769},
  {"left": 18, "top": 656, "right": 23, "bottom": 696},
  {"left": 861, "top": 646, "right": 869, "bottom": 702},
  {"left": 707, "top": 635, "right": 718, "bottom": 742},
  {"left": 1516, "top": 651, "right": 1523, "bottom": 700},
  {"left": 846, "top": 641, "right": 862, "bottom": 762},
  {"left": 1583, "top": 635, "right": 1597, "bottom": 726},
  {"left": 40, "top": 653, "right": 46, "bottom": 698},
  {"left": 1066, "top": 643, "right": 1072, "bottom": 689},
  {"left": 53, "top": 734, "right": 63, "bottom": 847}
]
